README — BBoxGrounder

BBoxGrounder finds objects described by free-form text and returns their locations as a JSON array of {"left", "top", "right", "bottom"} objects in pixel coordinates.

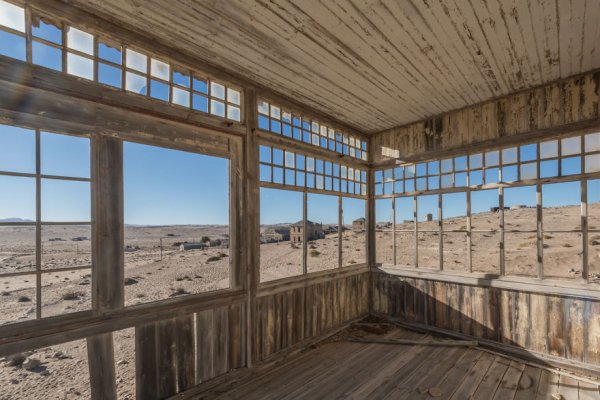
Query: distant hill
[{"left": 0, "top": 218, "right": 34, "bottom": 223}]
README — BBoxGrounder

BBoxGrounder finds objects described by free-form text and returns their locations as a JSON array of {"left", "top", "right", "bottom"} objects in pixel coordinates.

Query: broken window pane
[{"left": 260, "top": 188, "right": 302, "bottom": 282}]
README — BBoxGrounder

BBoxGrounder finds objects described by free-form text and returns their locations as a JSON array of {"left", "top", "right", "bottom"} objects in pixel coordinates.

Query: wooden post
[
  {"left": 244, "top": 88, "right": 259, "bottom": 367},
  {"left": 87, "top": 135, "right": 124, "bottom": 400}
]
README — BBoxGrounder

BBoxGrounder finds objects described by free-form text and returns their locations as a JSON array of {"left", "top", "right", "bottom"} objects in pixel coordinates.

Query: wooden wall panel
[
  {"left": 254, "top": 272, "right": 369, "bottom": 362},
  {"left": 135, "top": 303, "right": 245, "bottom": 400},
  {"left": 372, "top": 71, "right": 600, "bottom": 164},
  {"left": 372, "top": 273, "right": 599, "bottom": 369}
]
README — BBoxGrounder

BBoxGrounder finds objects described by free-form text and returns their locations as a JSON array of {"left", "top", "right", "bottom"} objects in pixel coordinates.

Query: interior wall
[
  {"left": 371, "top": 272, "right": 600, "bottom": 373},
  {"left": 372, "top": 70, "right": 600, "bottom": 164}
]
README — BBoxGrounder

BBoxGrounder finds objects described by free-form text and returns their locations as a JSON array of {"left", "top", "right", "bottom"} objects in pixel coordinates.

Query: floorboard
[{"left": 183, "top": 326, "right": 600, "bottom": 400}]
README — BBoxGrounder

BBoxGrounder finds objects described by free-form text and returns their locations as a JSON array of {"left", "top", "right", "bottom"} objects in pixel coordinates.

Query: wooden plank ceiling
[{"left": 70, "top": 0, "right": 600, "bottom": 134}]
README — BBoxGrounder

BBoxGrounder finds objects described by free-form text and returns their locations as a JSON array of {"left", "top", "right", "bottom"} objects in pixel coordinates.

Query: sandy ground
[
  {"left": 0, "top": 202, "right": 597, "bottom": 399},
  {"left": 259, "top": 228, "right": 367, "bottom": 281},
  {"left": 376, "top": 204, "right": 600, "bottom": 281},
  {"left": 0, "top": 224, "right": 365, "bottom": 399}
]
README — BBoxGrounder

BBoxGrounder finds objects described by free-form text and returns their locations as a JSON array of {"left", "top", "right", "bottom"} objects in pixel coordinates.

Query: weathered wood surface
[
  {"left": 372, "top": 272, "right": 600, "bottom": 371},
  {"left": 51, "top": 0, "right": 600, "bottom": 133},
  {"left": 135, "top": 304, "right": 244, "bottom": 399},
  {"left": 254, "top": 271, "right": 369, "bottom": 361},
  {"left": 373, "top": 71, "right": 600, "bottom": 163},
  {"left": 176, "top": 326, "right": 600, "bottom": 400}
]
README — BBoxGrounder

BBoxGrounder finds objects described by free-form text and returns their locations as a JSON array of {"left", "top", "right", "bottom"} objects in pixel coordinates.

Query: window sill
[{"left": 373, "top": 265, "right": 600, "bottom": 300}]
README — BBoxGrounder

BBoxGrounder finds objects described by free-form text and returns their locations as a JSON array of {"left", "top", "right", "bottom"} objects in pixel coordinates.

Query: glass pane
[
  {"left": 562, "top": 136, "right": 581, "bottom": 156},
  {"left": 67, "top": 52, "right": 94, "bottom": 80},
  {"left": 42, "top": 268, "right": 91, "bottom": 317},
  {"left": 227, "top": 105, "right": 241, "bottom": 121},
  {"left": 125, "top": 72, "right": 147, "bottom": 95},
  {"left": 417, "top": 194, "right": 438, "bottom": 231},
  {"left": 172, "top": 87, "right": 190, "bottom": 107},
  {"left": 395, "top": 231, "right": 415, "bottom": 267},
  {"left": 210, "top": 82, "right": 225, "bottom": 100},
  {"left": 98, "top": 62, "right": 122, "bottom": 88},
  {"left": 0, "top": 124, "right": 35, "bottom": 173},
  {"left": 0, "top": 275, "right": 36, "bottom": 325},
  {"left": 585, "top": 132, "right": 600, "bottom": 153},
  {"left": 32, "top": 16, "right": 62, "bottom": 44},
  {"left": 66, "top": 27, "right": 93, "bottom": 55},
  {"left": 418, "top": 232, "right": 438, "bottom": 269},
  {"left": 210, "top": 99, "right": 225, "bottom": 117},
  {"left": 227, "top": 88, "right": 241, "bottom": 105},
  {"left": 41, "top": 132, "right": 90, "bottom": 178},
  {"left": 260, "top": 188, "right": 302, "bottom": 282},
  {"left": 41, "top": 180, "right": 91, "bottom": 222},
  {"left": 542, "top": 181, "right": 580, "bottom": 231},
  {"left": 124, "top": 143, "right": 230, "bottom": 304},
  {"left": 441, "top": 159, "right": 453, "bottom": 173},
  {"left": 0, "top": 226, "right": 36, "bottom": 274},
  {"left": 193, "top": 77, "right": 208, "bottom": 94},
  {"left": 504, "top": 186, "right": 536, "bottom": 231},
  {"left": 150, "top": 58, "right": 170, "bottom": 80},
  {"left": 375, "top": 199, "right": 393, "bottom": 264},
  {"left": 502, "top": 147, "right": 517, "bottom": 164},
  {"left": 485, "top": 151, "right": 499, "bottom": 167},
  {"left": 443, "top": 232, "right": 468, "bottom": 271},
  {"left": 442, "top": 192, "right": 466, "bottom": 230},
  {"left": 306, "top": 194, "right": 337, "bottom": 273},
  {"left": 471, "top": 189, "right": 499, "bottom": 230},
  {"left": 543, "top": 232, "right": 581, "bottom": 279},
  {"left": 342, "top": 197, "right": 365, "bottom": 266},
  {"left": 505, "top": 232, "right": 537, "bottom": 276},
  {"left": 520, "top": 162, "right": 537, "bottom": 180},
  {"left": 585, "top": 154, "right": 600, "bottom": 173},
  {"left": 540, "top": 140, "right": 558, "bottom": 159},
  {"left": 32, "top": 41, "right": 62, "bottom": 71},
  {"left": 471, "top": 231, "right": 500, "bottom": 273},
  {"left": 0, "top": 0, "right": 24, "bottom": 31},
  {"left": 42, "top": 225, "right": 91, "bottom": 270},
  {"left": 469, "top": 153, "right": 483, "bottom": 169},
  {"left": 0, "top": 30, "right": 25, "bottom": 60},
  {"left": 126, "top": 49, "right": 147, "bottom": 73},
  {"left": 0, "top": 175, "right": 36, "bottom": 221}
]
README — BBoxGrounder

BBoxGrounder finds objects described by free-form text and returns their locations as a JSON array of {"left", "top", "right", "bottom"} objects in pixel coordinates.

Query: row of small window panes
[
  {"left": 257, "top": 100, "right": 367, "bottom": 161},
  {"left": 0, "top": 1, "right": 242, "bottom": 121},
  {"left": 375, "top": 132, "right": 600, "bottom": 195},
  {"left": 259, "top": 145, "right": 367, "bottom": 195}
]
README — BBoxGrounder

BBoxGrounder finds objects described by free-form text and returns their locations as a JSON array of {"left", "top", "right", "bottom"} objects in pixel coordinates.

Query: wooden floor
[{"left": 188, "top": 326, "right": 600, "bottom": 400}]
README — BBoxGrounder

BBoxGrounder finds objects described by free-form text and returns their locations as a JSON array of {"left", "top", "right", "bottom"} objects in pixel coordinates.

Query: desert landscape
[
  {"left": 377, "top": 203, "right": 600, "bottom": 282},
  {"left": 0, "top": 223, "right": 365, "bottom": 399}
]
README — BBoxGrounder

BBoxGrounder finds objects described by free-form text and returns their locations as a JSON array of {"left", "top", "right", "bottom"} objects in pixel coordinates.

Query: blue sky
[{"left": 1, "top": 125, "right": 598, "bottom": 227}]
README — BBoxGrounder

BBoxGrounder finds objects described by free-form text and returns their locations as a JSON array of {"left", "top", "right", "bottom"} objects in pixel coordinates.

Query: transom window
[
  {"left": 374, "top": 131, "right": 600, "bottom": 285},
  {"left": 257, "top": 99, "right": 367, "bottom": 161},
  {"left": 0, "top": 0, "right": 242, "bottom": 122}
]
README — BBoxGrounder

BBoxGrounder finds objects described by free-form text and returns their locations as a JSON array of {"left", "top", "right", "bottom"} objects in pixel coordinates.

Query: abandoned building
[
  {"left": 261, "top": 226, "right": 290, "bottom": 243},
  {"left": 1, "top": 1, "right": 600, "bottom": 399},
  {"left": 352, "top": 217, "right": 366, "bottom": 232},
  {"left": 290, "top": 220, "right": 325, "bottom": 243}
]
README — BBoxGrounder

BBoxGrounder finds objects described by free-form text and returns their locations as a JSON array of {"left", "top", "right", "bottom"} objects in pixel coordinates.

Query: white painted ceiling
[{"left": 71, "top": 0, "right": 600, "bottom": 134}]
